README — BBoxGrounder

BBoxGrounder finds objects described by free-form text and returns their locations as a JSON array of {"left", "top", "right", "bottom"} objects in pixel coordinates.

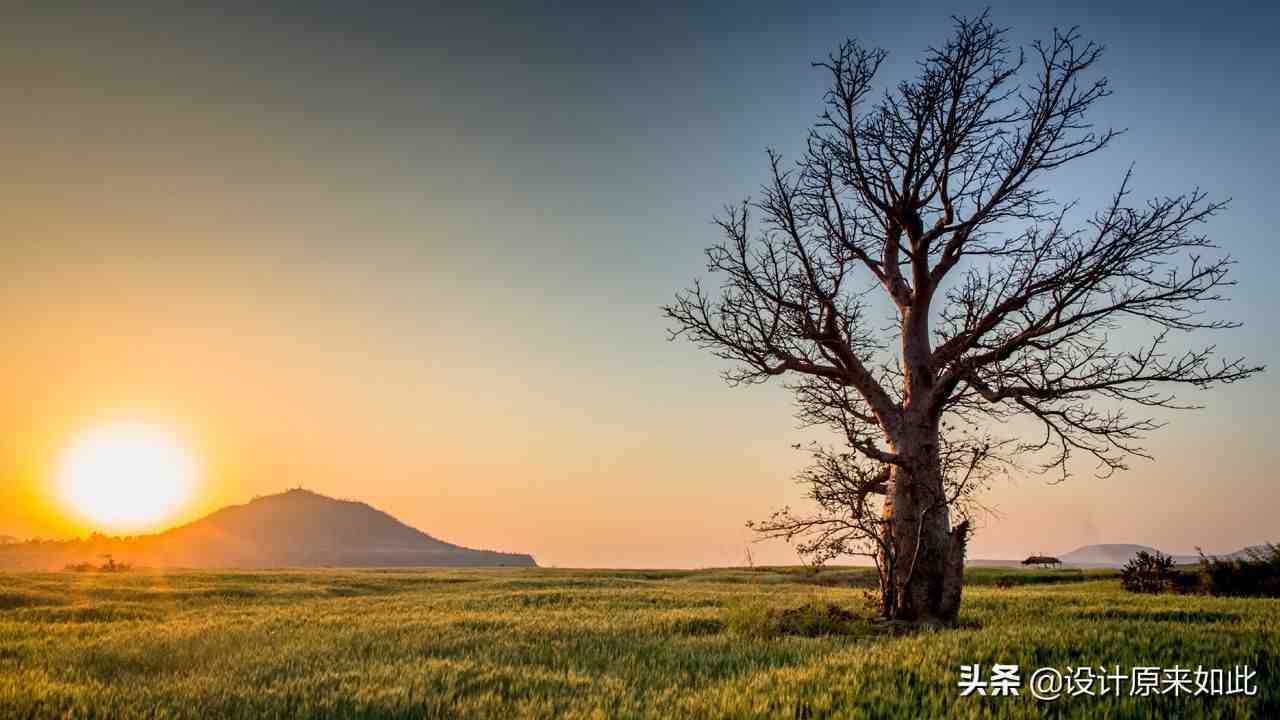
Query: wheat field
[{"left": 0, "top": 567, "right": 1273, "bottom": 718}]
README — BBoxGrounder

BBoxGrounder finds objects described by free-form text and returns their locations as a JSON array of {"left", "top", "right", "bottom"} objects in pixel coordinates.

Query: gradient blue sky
[{"left": 2, "top": 1, "right": 1277, "bottom": 566}]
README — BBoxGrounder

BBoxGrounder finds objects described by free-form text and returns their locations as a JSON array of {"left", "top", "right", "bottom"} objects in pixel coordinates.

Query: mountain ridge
[
  {"left": 971, "top": 542, "right": 1263, "bottom": 568},
  {"left": 1058, "top": 543, "right": 1200, "bottom": 567},
  {"left": 0, "top": 489, "right": 536, "bottom": 570}
]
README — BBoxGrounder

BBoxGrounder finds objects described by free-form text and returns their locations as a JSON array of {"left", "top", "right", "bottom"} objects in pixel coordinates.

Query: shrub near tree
[
  {"left": 1120, "top": 550, "right": 1177, "bottom": 593},
  {"left": 1198, "top": 544, "right": 1280, "bottom": 597}
]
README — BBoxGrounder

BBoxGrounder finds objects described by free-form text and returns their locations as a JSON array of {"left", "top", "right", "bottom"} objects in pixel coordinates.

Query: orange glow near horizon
[{"left": 56, "top": 422, "right": 200, "bottom": 533}]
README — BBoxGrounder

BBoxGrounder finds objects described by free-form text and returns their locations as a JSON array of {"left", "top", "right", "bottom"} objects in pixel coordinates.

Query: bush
[
  {"left": 63, "top": 556, "right": 133, "bottom": 573},
  {"left": 1199, "top": 543, "right": 1280, "bottom": 598},
  {"left": 1121, "top": 551, "right": 1177, "bottom": 593}
]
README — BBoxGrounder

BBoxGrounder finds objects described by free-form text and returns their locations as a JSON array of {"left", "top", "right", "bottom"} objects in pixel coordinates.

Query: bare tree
[{"left": 665, "top": 13, "right": 1261, "bottom": 623}]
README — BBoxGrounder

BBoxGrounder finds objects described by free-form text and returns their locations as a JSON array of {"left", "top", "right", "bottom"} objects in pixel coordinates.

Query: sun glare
[{"left": 57, "top": 422, "right": 198, "bottom": 532}]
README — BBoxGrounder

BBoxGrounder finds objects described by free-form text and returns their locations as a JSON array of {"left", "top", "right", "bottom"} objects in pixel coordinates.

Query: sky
[{"left": 1, "top": 0, "right": 1277, "bottom": 567}]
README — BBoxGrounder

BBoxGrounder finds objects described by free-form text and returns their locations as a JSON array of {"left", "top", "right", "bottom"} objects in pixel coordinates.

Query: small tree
[
  {"left": 666, "top": 13, "right": 1260, "bottom": 623},
  {"left": 1021, "top": 555, "right": 1061, "bottom": 569},
  {"left": 1121, "top": 550, "right": 1177, "bottom": 593}
]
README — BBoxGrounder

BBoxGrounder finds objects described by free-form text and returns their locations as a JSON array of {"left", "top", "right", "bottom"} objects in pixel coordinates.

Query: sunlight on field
[{"left": 0, "top": 567, "right": 1273, "bottom": 718}]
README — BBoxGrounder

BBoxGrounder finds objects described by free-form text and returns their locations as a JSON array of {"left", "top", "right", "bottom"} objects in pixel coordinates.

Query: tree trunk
[
  {"left": 878, "top": 428, "right": 968, "bottom": 623},
  {"left": 876, "top": 299, "right": 969, "bottom": 623}
]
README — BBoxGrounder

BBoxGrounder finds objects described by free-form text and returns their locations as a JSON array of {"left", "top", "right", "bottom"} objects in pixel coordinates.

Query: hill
[
  {"left": 1057, "top": 544, "right": 1200, "bottom": 567},
  {"left": 973, "top": 543, "right": 1221, "bottom": 568},
  {"left": 0, "top": 489, "right": 535, "bottom": 570}
]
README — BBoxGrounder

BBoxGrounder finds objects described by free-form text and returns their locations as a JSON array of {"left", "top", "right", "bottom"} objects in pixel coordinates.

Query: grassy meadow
[{"left": 0, "top": 566, "right": 1274, "bottom": 718}]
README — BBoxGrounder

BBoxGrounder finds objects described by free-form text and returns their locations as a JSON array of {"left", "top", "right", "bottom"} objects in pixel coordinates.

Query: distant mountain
[
  {"left": 1205, "top": 544, "right": 1276, "bottom": 562},
  {"left": 1054, "top": 544, "right": 1200, "bottom": 567},
  {"left": 972, "top": 543, "right": 1210, "bottom": 568},
  {"left": 0, "top": 489, "right": 535, "bottom": 570}
]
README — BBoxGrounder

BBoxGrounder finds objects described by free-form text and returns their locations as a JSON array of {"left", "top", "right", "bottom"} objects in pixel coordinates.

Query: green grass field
[{"left": 0, "top": 566, "right": 1273, "bottom": 718}]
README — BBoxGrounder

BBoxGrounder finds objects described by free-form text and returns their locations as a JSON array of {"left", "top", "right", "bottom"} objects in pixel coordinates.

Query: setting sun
[{"left": 56, "top": 422, "right": 198, "bottom": 532}]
